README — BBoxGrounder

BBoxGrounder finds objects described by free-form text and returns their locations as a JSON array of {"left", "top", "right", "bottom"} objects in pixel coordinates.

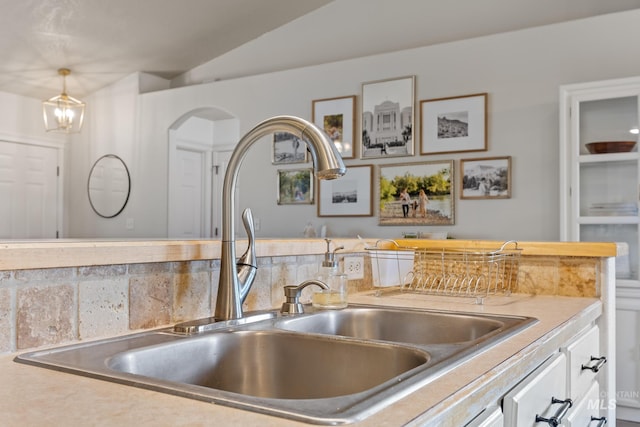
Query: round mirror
[{"left": 88, "top": 154, "right": 131, "bottom": 218}]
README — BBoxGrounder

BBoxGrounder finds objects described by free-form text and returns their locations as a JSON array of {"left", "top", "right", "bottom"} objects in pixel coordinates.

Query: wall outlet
[{"left": 344, "top": 256, "right": 364, "bottom": 280}]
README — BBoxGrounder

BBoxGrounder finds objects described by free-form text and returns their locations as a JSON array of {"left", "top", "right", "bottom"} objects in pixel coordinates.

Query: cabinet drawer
[
  {"left": 503, "top": 353, "right": 570, "bottom": 427},
  {"left": 563, "top": 325, "right": 603, "bottom": 401},
  {"left": 566, "top": 381, "right": 604, "bottom": 427},
  {"left": 466, "top": 406, "right": 503, "bottom": 427}
]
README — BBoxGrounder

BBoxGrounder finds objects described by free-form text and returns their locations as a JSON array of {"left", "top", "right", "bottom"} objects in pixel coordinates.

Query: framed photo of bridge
[
  {"left": 420, "top": 93, "right": 487, "bottom": 155},
  {"left": 317, "top": 164, "right": 373, "bottom": 217}
]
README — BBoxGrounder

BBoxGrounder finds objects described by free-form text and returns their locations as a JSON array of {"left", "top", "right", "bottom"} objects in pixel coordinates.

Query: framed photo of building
[
  {"left": 272, "top": 132, "right": 308, "bottom": 164},
  {"left": 361, "top": 76, "right": 415, "bottom": 159},
  {"left": 277, "top": 169, "right": 314, "bottom": 204},
  {"left": 420, "top": 93, "right": 488, "bottom": 155},
  {"left": 460, "top": 156, "right": 511, "bottom": 199},
  {"left": 378, "top": 161, "right": 454, "bottom": 226},
  {"left": 318, "top": 165, "right": 373, "bottom": 217},
  {"left": 312, "top": 95, "right": 356, "bottom": 159}
]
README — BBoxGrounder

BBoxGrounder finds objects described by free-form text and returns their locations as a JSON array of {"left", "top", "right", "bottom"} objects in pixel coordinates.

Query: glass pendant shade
[{"left": 43, "top": 69, "right": 85, "bottom": 133}]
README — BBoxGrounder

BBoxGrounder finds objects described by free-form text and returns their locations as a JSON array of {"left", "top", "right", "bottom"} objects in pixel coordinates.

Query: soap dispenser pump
[
  {"left": 321, "top": 238, "right": 344, "bottom": 270},
  {"left": 313, "top": 239, "right": 348, "bottom": 309}
]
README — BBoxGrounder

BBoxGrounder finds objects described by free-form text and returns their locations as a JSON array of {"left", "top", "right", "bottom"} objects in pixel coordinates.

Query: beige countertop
[
  {"left": 0, "top": 238, "right": 618, "bottom": 271},
  {"left": 0, "top": 292, "right": 601, "bottom": 427}
]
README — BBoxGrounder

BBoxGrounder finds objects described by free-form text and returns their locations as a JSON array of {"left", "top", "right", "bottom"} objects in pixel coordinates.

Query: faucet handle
[{"left": 280, "top": 280, "right": 329, "bottom": 314}]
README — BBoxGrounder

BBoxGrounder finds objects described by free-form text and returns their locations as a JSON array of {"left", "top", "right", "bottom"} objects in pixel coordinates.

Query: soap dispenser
[{"left": 312, "top": 239, "right": 348, "bottom": 309}]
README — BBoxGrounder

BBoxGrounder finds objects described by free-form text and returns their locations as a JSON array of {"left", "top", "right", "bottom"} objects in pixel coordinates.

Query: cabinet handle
[
  {"left": 535, "top": 397, "right": 572, "bottom": 426},
  {"left": 581, "top": 356, "right": 607, "bottom": 373},
  {"left": 590, "top": 416, "right": 607, "bottom": 427}
]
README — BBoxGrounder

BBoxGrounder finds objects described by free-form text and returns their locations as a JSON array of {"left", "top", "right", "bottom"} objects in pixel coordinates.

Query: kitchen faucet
[{"left": 214, "top": 115, "right": 347, "bottom": 321}]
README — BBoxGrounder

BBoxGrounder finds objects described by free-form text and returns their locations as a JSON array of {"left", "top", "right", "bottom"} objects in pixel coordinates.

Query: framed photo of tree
[
  {"left": 277, "top": 169, "right": 314, "bottom": 204},
  {"left": 378, "top": 161, "right": 454, "bottom": 225}
]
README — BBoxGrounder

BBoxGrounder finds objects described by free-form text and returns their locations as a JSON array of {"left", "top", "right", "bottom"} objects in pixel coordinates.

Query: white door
[
  {"left": 0, "top": 141, "right": 58, "bottom": 238},
  {"left": 168, "top": 147, "right": 209, "bottom": 238}
]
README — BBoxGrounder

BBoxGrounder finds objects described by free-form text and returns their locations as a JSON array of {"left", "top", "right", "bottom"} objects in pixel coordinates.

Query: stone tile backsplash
[{"left": 0, "top": 252, "right": 603, "bottom": 354}]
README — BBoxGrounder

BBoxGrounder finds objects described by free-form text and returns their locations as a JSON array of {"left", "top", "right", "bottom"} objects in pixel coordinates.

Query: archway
[{"left": 167, "top": 107, "right": 239, "bottom": 238}]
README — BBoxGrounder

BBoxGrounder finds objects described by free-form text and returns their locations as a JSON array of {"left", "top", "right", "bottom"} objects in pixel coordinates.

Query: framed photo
[
  {"left": 318, "top": 165, "right": 373, "bottom": 217},
  {"left": 361, "top": 76, "right": 415, "bottom": 159},
  {"left": 378, "top": 161, "right": 454, "bottom": 226},
  {"left": 312, "top": 95, "right": 356, "bottom": 159},
  {"left": 272, "top": 132, "right": 308, "bottom": 164},
  {"left": 460, "top": 156, "right": 511, "bottom": 199},
  {"left": 420, "top": 93, "right": 487, "bottom": 155},
  {"left": 277, "top": 168, "right": 314, "bottom": 204}
]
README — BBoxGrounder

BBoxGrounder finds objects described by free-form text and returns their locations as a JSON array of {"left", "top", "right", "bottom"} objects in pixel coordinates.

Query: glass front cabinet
[
  {"left": 560, "top": 76, "right": 640, "bottom": 421},
  {"left": 560, "top": 77, "right": 640, "bottom": 284}
]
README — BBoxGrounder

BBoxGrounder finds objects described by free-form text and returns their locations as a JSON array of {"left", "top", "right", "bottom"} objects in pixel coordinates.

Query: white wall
[
  {"left": 65, "top": 73, "right": 142, "bottom": 238},
  {"left": 63, "top": 9, "right": 640, "bottom": 241}
]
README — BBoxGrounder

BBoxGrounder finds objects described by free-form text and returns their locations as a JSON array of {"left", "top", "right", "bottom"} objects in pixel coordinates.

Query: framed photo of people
[
  {"left": 312, "top": 95, "right": 356, "bottom": 159},
  {"left": 378, "top": 161, "right": 454, "bottom": 226},
  {"left": 361, "top": 76, "right": 415, "bottom": 159},
  {"left": 317, "top": 165, "right": 373, "bottom": 217},
  {"left": 420, "top": 93, "right": 487, "bottom": 155},
  {"left": 460, "top": 156, "right": 511, "bottom": 199}
]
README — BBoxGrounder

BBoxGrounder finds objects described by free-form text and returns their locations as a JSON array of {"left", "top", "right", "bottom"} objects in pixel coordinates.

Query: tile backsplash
[
  {"left": 0, "top": 254, "right": 371, "bottom": 354},
  {"left": 0, "top": 251, "right": 602, "bottom": 354}
]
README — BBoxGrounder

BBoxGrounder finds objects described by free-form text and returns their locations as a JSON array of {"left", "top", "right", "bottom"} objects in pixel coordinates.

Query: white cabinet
[
  {"left": 560, "top": 76, "right": 640, "bottom": 422},
  {"left": 616, "top": 287, "right": 640, "bottom": 421},
  {"left": 503, "top": 353, "right": 569, "bottom": 426},
  {"left": 560, "top": 77, "right": 640, "bottom": 283},
  {"left": 562, "top": 325, "right": 603, "bottom": 403},
  {"left": 503, "top": 325, "right": 606, "bottom": 426},
  {"left": 465, "top": 406, "right": 503, "bottom": 427}
]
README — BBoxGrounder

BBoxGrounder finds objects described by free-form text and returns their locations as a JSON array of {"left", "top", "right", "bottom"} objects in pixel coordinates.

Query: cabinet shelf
[
  {"left": 579, "top": 151, "right": 639, "bottom": 163},
  {"left": 578, "top": 216, "right": 639, "bottom": 224}
]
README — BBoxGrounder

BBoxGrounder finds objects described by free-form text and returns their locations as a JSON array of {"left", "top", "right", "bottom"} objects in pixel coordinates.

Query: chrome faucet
[{"left": 214, "top": 115, "right": 347, "bottom": 321}]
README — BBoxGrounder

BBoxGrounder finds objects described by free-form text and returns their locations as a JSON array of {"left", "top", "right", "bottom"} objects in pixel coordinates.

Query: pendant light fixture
[{"left": 42, "top": 68, "right": 85, "bottom": 133}]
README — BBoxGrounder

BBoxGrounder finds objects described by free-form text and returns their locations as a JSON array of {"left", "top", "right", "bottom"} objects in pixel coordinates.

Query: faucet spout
[{"left": 214, "top": 115, "right": 346, "bottom": 321}]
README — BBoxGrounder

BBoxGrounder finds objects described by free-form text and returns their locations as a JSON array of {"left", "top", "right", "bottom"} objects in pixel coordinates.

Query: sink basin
[
  {"left": 275, "top": 306, "right": 508, "bottom": 345},
  {"left": 108, "top": 330, "right": 429, "bottom": 399},
  {"left": 15, "top": 304, "right": 536, "bottom": 424}
]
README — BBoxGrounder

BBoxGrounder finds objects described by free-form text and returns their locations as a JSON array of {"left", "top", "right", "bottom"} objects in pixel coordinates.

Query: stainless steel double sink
[{"left": 15, "top": 304, "right": 536, "bottom": 424}]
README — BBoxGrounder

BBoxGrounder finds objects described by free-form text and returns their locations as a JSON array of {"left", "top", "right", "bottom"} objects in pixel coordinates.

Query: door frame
[{"left": 167, "top": 130, "right": 213, "bottom": 238}]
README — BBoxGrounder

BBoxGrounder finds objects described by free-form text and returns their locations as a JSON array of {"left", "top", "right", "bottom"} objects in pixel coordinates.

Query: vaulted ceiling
[{"left": 1, "top": 0, "right": 639, "bottom": 100}]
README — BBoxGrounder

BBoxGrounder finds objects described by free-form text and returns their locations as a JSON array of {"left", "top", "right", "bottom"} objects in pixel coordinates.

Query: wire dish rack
[{"left": 366, "top": 240, "right": 521, "bottom": 303}]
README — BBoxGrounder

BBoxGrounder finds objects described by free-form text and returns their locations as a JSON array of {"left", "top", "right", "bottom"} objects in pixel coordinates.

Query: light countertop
[
  {"left": 0, "top": 238, "right": 618, "bottom": 271},
  {"left": 0, "top": 292, "right": 601, "bottom": 427}
]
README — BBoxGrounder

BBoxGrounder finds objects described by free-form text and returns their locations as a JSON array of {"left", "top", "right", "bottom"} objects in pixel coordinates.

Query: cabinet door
[
  {"left": 565, "top": 381, "right": 602, "bottom": 427},
  {"left": 503, "top": 353, "right": 569, "bottom": 427},
  {"left": 560, "top": 81, "right": 640, "bottom": 284},
  {"left": 562, "top": 325, "right": 602, "bottom": 402},
  {"left": 617, "top": 290, "right": 640, "bottom": 414}
]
